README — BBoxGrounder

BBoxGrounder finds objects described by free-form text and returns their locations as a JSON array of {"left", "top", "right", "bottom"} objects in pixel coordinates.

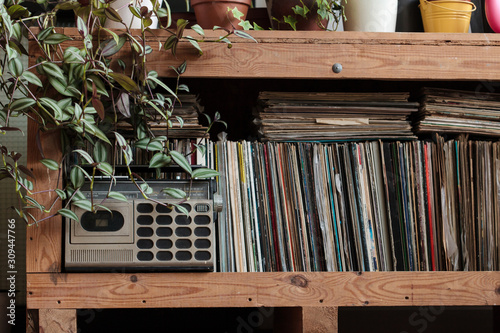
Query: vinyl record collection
[
  {"left": 415, "top": 88, "right": 500, "bottom": 137},
  {"left": 215, "top": 137, "right": 500, "bottom": 272},
  {"left": 254, "top": 91, "right": 419, "bottom": 141}
]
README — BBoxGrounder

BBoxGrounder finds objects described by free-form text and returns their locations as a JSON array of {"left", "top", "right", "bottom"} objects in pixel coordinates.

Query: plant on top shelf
[
  {"left": 0, "top": 0, "right": 254, "bottom": 225},
  {"left": 267, "top": 0, "right": 344, "bottom": 30}
]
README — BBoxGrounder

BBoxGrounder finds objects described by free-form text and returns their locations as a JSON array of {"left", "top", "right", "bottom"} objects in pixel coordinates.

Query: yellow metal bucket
[{"left": 419, "top": 0, "right": 476, "bottom": 32}]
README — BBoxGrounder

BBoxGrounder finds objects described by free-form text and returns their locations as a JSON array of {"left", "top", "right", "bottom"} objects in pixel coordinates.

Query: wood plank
[
  {"left": 28, "top": 30, "right": 500, "bottom": 80},
  {"left": 26, "top": 125, "right": 63, "bottom": 273},
  {"left": 38, "top": 309, "right": 76, "bottom": 333},
  {"left": 302, "top": 307, "right": 338, "bottom": 333},
  {"left": 27, "top": 272, "right": 500, "bottom": 309}
]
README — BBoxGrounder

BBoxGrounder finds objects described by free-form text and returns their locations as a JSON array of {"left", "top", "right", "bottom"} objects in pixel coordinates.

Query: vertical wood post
[
  {"left": 39, "top": 309, "right": 77, "bottom": 333},
  {"left": 274, "top": 307, "right": 339, "bottom": 333},
  {"left": 302, "top": 307, "right": 339, "bottom": 333}
]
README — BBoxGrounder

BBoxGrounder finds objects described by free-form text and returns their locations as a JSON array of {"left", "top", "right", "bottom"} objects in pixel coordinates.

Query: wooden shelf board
[
  {"left": 29, "top": 30, "right": 500, "bottom": 81},
  {"left": 27, "top": 271, "right": 500, "bottom": 309}
]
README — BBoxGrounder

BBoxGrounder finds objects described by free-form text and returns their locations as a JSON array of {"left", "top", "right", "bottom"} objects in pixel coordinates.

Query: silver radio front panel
[{"left": 65, "top": 181, "right": 216, "bottom": 271}]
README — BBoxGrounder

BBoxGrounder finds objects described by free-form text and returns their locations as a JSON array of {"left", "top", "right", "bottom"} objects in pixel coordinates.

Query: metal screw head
[{"left": 332, "top": 63, "right": 343, "bottom": 74}]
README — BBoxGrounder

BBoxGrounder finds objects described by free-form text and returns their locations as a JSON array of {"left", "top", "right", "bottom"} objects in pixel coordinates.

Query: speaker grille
[
  {"left": 135, "top": 200, "right": 214, "bottom": 265},
  {"left": 70, "top": 249, "right": 134, "bottom": 263}
]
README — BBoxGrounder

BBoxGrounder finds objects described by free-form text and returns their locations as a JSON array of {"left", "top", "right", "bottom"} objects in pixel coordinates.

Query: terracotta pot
[
  {"left": 191, "top": 0, "right": 252, "bottom": 30},
  {"left": 265, "top": 0, "right": 327, "bottom": 30}
]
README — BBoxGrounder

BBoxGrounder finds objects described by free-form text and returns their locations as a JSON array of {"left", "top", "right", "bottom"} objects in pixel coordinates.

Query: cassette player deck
[{"left": 65, "top": 180, "right": 221, "bottom": 272}]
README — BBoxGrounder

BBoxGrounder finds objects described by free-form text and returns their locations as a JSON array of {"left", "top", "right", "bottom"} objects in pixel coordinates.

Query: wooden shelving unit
[{"left": 26, "top": 30, "right": 500, "bottom": 332}]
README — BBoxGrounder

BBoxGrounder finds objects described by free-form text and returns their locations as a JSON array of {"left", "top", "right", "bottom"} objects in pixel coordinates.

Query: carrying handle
[{"left": 424, "top": 0, "right": 477, "bottom": 13}]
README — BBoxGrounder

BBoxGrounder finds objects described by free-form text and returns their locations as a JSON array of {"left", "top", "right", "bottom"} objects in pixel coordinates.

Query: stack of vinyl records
[
  {"left": 415, "top": 88, "right": 500, "bottom": 137},
  {"left": 254, "top": 91, "right": 419, "bottom": 141},
  {"left": 117, "top": 93, "right": 209, "bottom": 138}
]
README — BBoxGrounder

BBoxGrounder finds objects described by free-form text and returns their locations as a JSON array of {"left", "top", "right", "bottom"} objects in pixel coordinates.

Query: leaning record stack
[
  {"left": 117, "top": 93, "right": 209, "bottom": 138},
  {"left": 415, "top": 88, "right": 500, "bottom": 137},
  {"left": 254, "top": 91, "right": 419, "bottom": 141}
]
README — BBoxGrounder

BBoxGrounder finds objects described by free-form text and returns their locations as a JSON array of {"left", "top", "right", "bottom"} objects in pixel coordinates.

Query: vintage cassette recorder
[{"left": 65, "top": 180, "right": 222, "bottom": 272}]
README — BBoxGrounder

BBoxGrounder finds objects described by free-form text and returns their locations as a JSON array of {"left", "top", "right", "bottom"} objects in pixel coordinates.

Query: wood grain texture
[
  {"left": 39, "top": 309, "right": 76, "bottom": 333},
  {"left": 27, "top": 272, "right": 500, "bottom": 309},
  {"left": 26, "top": 123, "right": 63, "bottom": 273},
  {"left": 302, "top": 307, "right": 338, "bottom": 333},
  {"left": 28, "top": 29, "right": 500, "bottom": 80}
]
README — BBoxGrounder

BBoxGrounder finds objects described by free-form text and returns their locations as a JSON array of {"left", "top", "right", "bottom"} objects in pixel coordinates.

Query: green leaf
[
  {"left": 22, "top": 71, "right": 43, "bottom": 87},
  {"left": 40, "top": 158, "right": 59, "bottom": 171},
  {"left": 74, "top": 149, "right": 94, "bottom": 164},
  {"left": 194, "top": 144, "right": 206, "bottom": 157},
  {"left": 104, "top": 7, "right": 123, "bottom": 23},
  {"left": 231, "top": 7, "right": 244, "bottom": 20},
  {"left": 107, "top": 191, "right": 128, "bottom": 202},
  {"left": 37, "top": 28, "right": 53, "bottom": 41},
  {"left": 147, "top": 75, "right": 178, "bottom": 100},
  {"left": 100, "top": 35, "right": 127, "bottom": 57},
  {"left": 63, "top": 47, "right": 84, "bottom": 63},
  {"left": 9, "top": 98, "right": 36, "bottom": 111},
  {"left": 114, "top": 132, "right": 128, "bottom": 148},
  {"left": 191, "top": 24, "right": 205, "bottom": 36},
  {"left": 8, "top": 57, "right": 23, "bottom": 77},
  {"left": 26, "top": 196, "right": 45, "bottom": 211},
  {"left": 39, "top": 97, "right": 64, "bottom": 119},
  {"left": 55, "top": 1, "right": 81, "bottom": 10},
  {"left": 234, "top": 30, "right": 258, "bottom": 42},
  {"left": 149, "top": 152, "right": 172, "bottom": 168},
  {"left": 170, "top": 150, "right": 192, "bottom": 175},
  {"left": 164, "top": 35, "right": 178, "bottom": 55},
  {"left": 72, "top": 199, "right": 92, "bottom": 211},
  {"left": 157, "top": 7, "right": 171, "bottom": 27},
  {"left": 41, "top": 62, "right": 65, "bottom": 82},
  {"left": 70, "top": 166, "right": 85, "bottom": 188},
  {"left": 238, "top": 20, "right": 253, "bottom": 30},
  {"left": 82, "top": 121, "right": 111, "bottom": 145},
  {"left": 284, "top": 15, "right": 298, "bottom": 31},
  {"left": 87, "top": 75, "right": 109, "bottom": 97},
  {"left": 175, "top": 116, "right": 184, "bottom": 128},
  {"left": 97, "top": 162, "right": 113, "bottom": 175},
  {"left": 58, "top": 208, "right": 79, "bottom": 222},
  {"left": 130, "top": 5, "right": 141, "bottom": 19},
  {"left": 192, "top": 168, "right": 219, "bottom": 179},
  {"left": 77, "top": 16, "right": 88, "bottom": 37},
  {"left": 135, "top": 138, "right": 164, "bottom": 152},
  {"left": 43, "top": 33, "right": 72, "bottom": 45},
  {"left": 161, "top": 187, "right": 187, "bottom": 199},
  {"left": 109, "top": 72, "right": 140, "bottom": 93},
  {"left": 93, "top": 141, "right": 108, "bottom": 163},
  {"left": 6, "top": 45, "right": 17, "bottom": 61},
  {"left": 185, "top": 36, "right": 203, "bottom": 55},
  {"left": 172, "top": 203, "right": 189, "bottom": 216},
  {"left": 48, "top": 76, "right": 79, "bottom": 98},
  {"left": 8, "top": 4, "right": 30, "bottom": 19},
  {"left": 140, "top": 183, "right": 153, "bottom": 195},
  {"left": 55, "top": 189, "right": 67, "bottom": 200}
]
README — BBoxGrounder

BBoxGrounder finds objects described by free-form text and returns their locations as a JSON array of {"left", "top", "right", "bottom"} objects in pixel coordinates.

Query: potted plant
[
  {"left": 266, "top": 0, "right": 343, "bottom": 30},
  {"left": 342, "top": 0, "right": 399, "bottom": 32},
  {"left": 190, "top": 0, "right": 253, "bottom": 29},
  {"left": 0, "top": 0, "right": 253, "bottom": 225}
]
